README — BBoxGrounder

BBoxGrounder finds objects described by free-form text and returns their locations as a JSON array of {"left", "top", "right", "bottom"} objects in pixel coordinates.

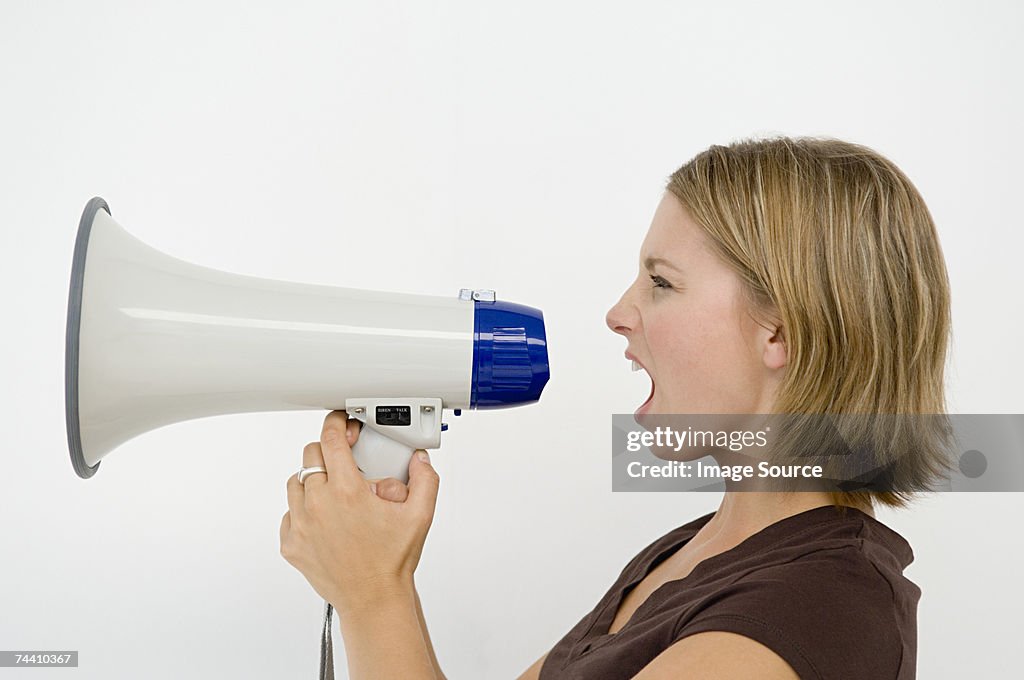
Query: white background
[{"left": 2, "top": 1, "right": 1022, "bottom": 678}]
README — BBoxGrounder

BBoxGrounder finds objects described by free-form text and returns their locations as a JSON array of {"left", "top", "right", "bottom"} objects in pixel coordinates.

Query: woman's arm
[
  {"left": 516, "top": 650, "right": 550, "bottom": 680},
  {"left": 414, "top": 582, "right": 447, "bottom": 679},
  {"left": 631, "top": 632, "right": 798, "bottom": 679},
  {"left": 335, "top": 575, "right": 440, "bottom": 679}
]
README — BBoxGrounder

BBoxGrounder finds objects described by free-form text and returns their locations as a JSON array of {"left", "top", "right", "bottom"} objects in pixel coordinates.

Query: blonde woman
[{"left": 281, "top": 137, "right": 949, "bottom": 679}]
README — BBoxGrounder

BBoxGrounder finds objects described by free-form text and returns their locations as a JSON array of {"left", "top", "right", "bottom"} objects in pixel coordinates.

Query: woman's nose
[{"left": 605, "top": 292, "right": 634, "bottom": 336}]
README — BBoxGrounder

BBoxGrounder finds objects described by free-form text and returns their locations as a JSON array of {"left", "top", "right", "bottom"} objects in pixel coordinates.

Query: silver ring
[{"left": 297, "top": 466, "right": 327, "bottom": 484}]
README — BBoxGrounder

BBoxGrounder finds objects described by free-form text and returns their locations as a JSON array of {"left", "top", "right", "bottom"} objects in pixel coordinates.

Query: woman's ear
[{"left": 762, "top": 324, "right": 788, "bottom": 370}]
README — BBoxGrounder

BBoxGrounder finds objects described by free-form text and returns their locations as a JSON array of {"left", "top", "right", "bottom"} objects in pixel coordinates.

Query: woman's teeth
[{"left": 631, "top": 360, "right": 641, "bottom": 372}]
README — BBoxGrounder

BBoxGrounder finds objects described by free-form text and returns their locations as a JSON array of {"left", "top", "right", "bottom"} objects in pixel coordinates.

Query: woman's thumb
[{"left": 407, "top": 450, "right": 440, "bottom": 513}]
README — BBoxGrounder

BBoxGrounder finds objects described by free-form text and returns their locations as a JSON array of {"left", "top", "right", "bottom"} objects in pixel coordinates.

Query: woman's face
[{"left": 605, "top": 192, "right": 787, "bottom": 417}]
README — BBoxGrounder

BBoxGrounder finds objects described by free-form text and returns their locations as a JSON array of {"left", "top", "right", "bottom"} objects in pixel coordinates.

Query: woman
[{"left": 279, "top": 136, "right": 951, "bottom": 679}]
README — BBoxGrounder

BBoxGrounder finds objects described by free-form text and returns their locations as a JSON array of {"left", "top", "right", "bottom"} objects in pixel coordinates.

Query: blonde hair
[{"left": 666, "top": 136, "right": 953, "bottom": 512}]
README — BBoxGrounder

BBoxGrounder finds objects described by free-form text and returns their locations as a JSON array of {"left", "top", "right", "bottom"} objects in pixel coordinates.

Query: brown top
[{"left": 539, "top": 505, "right": 919, "bottom": 680}]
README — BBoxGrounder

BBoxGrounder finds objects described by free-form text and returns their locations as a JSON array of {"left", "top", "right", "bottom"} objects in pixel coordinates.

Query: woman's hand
[{"left": 279, "top": 410, "right": 439, "bottom": 617}]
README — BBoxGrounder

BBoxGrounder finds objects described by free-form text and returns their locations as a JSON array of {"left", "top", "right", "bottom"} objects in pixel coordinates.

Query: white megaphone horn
[{"left": 64, "top": 197, "right": 550, "bottom": 482}]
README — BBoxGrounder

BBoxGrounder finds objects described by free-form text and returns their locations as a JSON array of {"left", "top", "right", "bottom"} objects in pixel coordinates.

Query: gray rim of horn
[{"left": 65, "top": 197, "right": 109, "bottom": 479}]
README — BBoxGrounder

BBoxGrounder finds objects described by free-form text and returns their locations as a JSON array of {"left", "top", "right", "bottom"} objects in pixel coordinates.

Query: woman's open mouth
[
  {"left": 630, "top": 358, "right": 655, "bottom": 415},
  {"left": 636, "top": 380, "right": 655, "bottom": 415}
]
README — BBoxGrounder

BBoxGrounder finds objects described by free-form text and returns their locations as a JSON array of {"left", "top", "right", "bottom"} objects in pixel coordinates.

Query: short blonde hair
[{"left": 666, "top": 136, "right": 953, "bottom": 511}]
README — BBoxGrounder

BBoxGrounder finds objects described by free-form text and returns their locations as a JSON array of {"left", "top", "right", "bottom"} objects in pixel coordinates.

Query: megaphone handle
[{"left": 350, "top": 425, "right": 416, "bottom": 484}]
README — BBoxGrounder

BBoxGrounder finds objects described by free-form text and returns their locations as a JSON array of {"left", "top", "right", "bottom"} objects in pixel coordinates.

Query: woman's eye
[{"left": 649, "top": 274, "right": 672, "bottom": 290}]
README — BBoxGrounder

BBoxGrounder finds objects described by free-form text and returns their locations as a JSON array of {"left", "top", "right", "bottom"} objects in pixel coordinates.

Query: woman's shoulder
[
  {"left": 705, "top": 506, "right": 920, "bottom": 620},
  {"left": 669, "top": 506, "right": 919, "bottom": 679},
  {"left": 752, "top": 505, "right": 919, "bottom": 595}
]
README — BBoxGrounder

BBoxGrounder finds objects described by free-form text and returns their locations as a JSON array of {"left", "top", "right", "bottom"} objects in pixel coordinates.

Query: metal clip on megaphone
[{"left": 64, "top": 198, "right": 550, "bottom": 482}]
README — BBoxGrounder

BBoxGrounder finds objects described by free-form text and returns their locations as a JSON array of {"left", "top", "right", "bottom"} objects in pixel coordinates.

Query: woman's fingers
[
  {"left": 347, "top": 418, "right": 362, "bottom": 444},
  {"left": 374, "top": 478, "right": 409, "bottom": 502},
  {"left": 279, "top": 511, "right": 290, "bottom": 545},
  {"left": 307, "top": 412, "right": 406, "bottom": 501},
  {"left": 320, "top": 410, "right": 364, "bottom": 485},
  {"left": 300, "top": 441, "right": 328, "bottom": 486},
  {"left": 285, "top": 474, "right": 306, "bottom": 523}
]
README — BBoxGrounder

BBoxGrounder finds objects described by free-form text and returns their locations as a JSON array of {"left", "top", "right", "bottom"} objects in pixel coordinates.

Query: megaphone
[{"left": 64, "top": 197, "right": 549, "bottom": 482}]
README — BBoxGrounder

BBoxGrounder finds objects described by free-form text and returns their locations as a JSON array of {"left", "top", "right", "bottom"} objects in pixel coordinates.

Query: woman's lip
[{"left": 624, "top": 352, "right": 645, "bottom": 372}]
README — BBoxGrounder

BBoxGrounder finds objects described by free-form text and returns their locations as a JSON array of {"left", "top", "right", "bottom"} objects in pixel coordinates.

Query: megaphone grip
[{"left": 350, "top": 426, "right": 416, "bottom": 484}]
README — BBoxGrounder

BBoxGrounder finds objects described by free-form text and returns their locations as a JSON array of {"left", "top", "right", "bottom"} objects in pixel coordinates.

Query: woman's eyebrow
[{"left": 644, "top": 256, "right": 683, "bottom": 273}]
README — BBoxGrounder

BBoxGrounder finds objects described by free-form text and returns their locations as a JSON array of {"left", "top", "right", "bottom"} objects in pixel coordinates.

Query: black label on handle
[{"left": 375, "top": 405, "right": 411, "bottom": 426}]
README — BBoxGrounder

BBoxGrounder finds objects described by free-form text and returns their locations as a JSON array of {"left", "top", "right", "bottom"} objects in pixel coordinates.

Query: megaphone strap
[{"left": 319, "top": 600, "right": 334, "bottom": 680}]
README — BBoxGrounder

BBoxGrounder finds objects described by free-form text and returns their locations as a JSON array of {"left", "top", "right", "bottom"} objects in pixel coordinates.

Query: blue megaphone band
[{"left": 471, "top": 299, "right": 550, "bottom": 408}]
